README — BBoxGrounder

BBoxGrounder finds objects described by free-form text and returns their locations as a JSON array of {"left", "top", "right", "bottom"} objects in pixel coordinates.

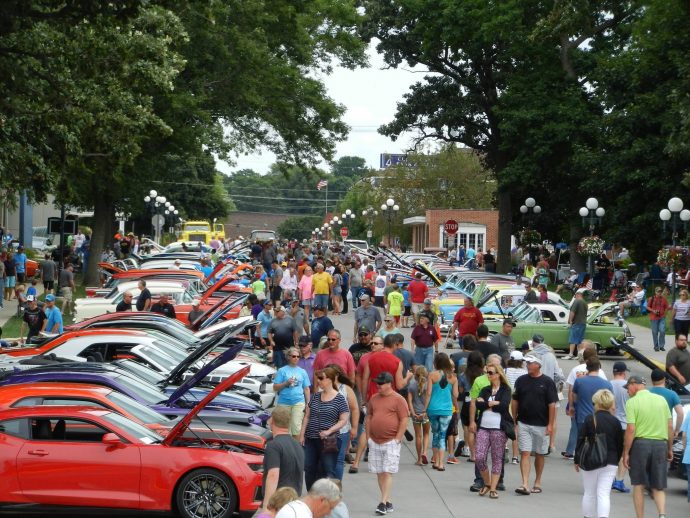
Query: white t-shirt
[
  {"left": 374, "top": 274, "right": 388, "bottom": 296},
  {"left": 566, "top": 364, "right": 608, "bottom": 386},
  {"left": 276, "top": 500, "right": 313, "bottom": 518}
]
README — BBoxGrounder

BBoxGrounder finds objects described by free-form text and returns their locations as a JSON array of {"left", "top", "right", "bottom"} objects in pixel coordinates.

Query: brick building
[{"left": 403, "top": 209, "right": 498, "bottom": 253}]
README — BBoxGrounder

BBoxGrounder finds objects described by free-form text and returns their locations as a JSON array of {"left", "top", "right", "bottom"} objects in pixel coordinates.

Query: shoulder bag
[
  {"left": 317, "top": 393, "right": 339, "bottom": 453},
  {"left": 575, "top": 413, "right": 608, "bottom": 471}
]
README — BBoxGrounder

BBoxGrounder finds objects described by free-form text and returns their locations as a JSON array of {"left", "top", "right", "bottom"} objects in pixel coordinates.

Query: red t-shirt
[
  {"left": 407, "top": 279, "right": 428, "bottom": 303},
  {"left": 366, "top": 351, "right": 401, "bottom": 400},
  {"left": 648, "top": 295, "right": 670, "bottom": 321},
  {"left": 312, "top": 348, "right": 356, "bottom": 379},
  {"left": 453, "top": 307, "right": 484, "bottom": 336}
]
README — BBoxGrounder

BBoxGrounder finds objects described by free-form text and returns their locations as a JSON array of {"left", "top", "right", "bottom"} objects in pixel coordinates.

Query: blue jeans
[
  {"left": 414, "top": 346, "right": 434, "bottom": 373},
  {"left": 335, "top": 431, "right": 349, "bottom": 480},
  {"left": 429, "top": 414, "right": 452, "bottom": 450},
  {"left": 650, "top": 318, "right": 666, "bottom": 350},
  {"left": 273, "top": 348, "right": 287, "bottom": 368},
  {"left": 350, "top": 287, "right": 361, "bottom": 309},
  {"left": 566, "top": 417, "right": 579, "bottom": 455},
  {"left": 304, "top": 436, "right": 342, "bottom": 490},
  {"left": 313, "top": 294, "right": 329, "bottom": 309}
]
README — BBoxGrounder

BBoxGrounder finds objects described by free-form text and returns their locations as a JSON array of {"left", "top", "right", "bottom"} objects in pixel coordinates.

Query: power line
[{"left": 227, "top": 194, "right": 345, "bottom": 202}]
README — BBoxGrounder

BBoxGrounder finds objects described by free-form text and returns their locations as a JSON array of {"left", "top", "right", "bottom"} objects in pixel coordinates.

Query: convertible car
[{"left": 0, "top": 366, "right": 264, "bottom": 516}]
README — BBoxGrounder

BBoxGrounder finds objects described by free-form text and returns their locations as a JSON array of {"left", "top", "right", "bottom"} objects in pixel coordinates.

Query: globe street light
[
  {"left": 660, "top": 197, "right": 690, "bottom": 302},
  {"left": 362, "top": 207, "right": 379, "bottom": 243},
  {"left": 519, "top": 197, "right": 542, "bottom": 263},
  {"left": 381, "top": 198, "right": 400, "bottom": 247},
  {"left": 579, "top": 197, "right": 605, "bottom": 279}
]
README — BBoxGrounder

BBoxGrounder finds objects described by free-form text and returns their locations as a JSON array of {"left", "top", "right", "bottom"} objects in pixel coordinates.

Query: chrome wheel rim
[{"left": 182, "top": 473, "right": 232, "bottom": 518}]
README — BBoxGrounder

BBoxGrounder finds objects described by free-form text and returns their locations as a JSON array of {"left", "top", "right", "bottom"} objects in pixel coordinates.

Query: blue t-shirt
[
  {"left": 257, "top": 311, "right": 273, "bottom": 336},
  {"left": 573, "top": 375, "right": 613, "bottom": 424},
  {"left": 648, "top": 386, "right": 681, "bottom": 412},
  {"left": 27, "top": 286, "right": 37, "bottom": 297},
  {"left": 14, "top": 253, "right": 26, "bottom": 274},
  {"left": 275, "top": 365, "right": 311, "bottom": 405},
  {"left": 200, "top": 265, "right": 214, "bottom": 279},
  {"left": 44, "top": 306, "right": 64, "bottom": 334},
  {"left": 681, "top": 414, "right": 690, "bottom": 464},
  {"left": 310, "top": 316, "right": 334, "bottom": 347},
  {"left": 402, "top": 289, "right": 410, "bottom": 307}
]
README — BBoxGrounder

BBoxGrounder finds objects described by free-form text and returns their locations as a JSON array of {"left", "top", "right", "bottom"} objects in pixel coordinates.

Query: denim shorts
[{"left": 568, "top": 323, "right": 586, "bottom": 345}]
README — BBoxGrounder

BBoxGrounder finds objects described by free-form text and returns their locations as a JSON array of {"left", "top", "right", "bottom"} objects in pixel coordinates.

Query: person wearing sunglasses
[
  {"left": 312, "top": 330, "right": 356, "bottom": 386},
  {"left": 273, "top": 347, "right": 311, "bottom": 439},
  {"left": 474, "top": 364, "right": 512, "bottom": 499},
  {"left": 299, "top": 367, "right": 350, "bottom": 490}
]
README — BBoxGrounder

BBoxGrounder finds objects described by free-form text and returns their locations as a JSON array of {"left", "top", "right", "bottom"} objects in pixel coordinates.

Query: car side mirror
[{"left": 102, "top": 432, "right": 123, "bottom": 446}]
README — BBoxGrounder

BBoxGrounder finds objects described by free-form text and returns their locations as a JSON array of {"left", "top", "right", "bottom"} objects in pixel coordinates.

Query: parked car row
[{"left": 0, "top": 252, "right": 276, "bottom": 516}]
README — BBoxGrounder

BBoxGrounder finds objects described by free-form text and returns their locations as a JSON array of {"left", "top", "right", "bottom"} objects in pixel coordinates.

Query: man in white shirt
[
  {"left": 275, "top": 478, "right": 342, "bottom": 518},
  {"left": 618, "top": 283, "right": 645, "bottom": 318}
]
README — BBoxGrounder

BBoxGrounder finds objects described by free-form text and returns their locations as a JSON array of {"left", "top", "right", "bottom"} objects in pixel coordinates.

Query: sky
[{"left": 215, "top": 42, "right": 426, "bottom": 175}]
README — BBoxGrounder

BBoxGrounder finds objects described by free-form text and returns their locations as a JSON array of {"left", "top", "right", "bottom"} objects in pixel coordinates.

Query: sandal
[
  {"left": 515, "top": 486, "right": 530, "bottom": 496},
  {"left": 421, "top": 454, "right": 429, "bottom": 465},
  {"left": 348, "top": 466, "right": 358, "bottom": 474},
  {"left": 489, "top": 491, "right": 499, "bottom": 499},
  {"left": 478, "top": 487, "right": 489, "bottom": 497},
  {"left": 531, "top": 487, "right": 542, "bottom": 494}
]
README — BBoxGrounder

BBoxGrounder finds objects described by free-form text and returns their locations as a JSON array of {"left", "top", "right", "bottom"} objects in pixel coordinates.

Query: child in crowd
[
  {"left": 256, "top": 487, "right": 298, "bottom": 518},
  {"left": 407, "top": 366, "right": 431, "bottom": 465}
]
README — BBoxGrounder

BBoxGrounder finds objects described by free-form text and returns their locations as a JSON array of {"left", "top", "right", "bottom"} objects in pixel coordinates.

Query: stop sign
[
  {"left": 340, "top": 227, "right": 349, "bottom": 238},
  {"left": 444, "top": 219, "right": 458, "bottom": 235}
]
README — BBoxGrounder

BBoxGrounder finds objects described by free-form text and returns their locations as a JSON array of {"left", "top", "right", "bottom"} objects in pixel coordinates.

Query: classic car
[
  {"left": 0, "top": 366, "right": 263, "bottom": 516},
  {"left": 484, "top": 301, "right": 633, "bottom": 353}
]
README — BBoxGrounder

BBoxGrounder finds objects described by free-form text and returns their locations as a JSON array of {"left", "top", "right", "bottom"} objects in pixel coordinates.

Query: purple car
[{"left": 0, "top": 344, "right": 270, "bottom": 426}]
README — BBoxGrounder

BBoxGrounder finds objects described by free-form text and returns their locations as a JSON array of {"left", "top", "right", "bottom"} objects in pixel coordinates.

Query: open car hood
[
  {"left": 195, "top": 315, "right": 256, "bottom": 340},
  {"left": 164, "top": 321, "right": 250, "bottom": 387},
  {"left": 587, "top": 302, "right": 619, "bottom": 324},
  {"left": 163, "top": 364, "right": 251, "bottom": 446},
  {"left": 165, "top": 343, "right": 243, "bottom": 406},
  {"left": 198, "top": 294, "right": 248, "bottom": 330}
]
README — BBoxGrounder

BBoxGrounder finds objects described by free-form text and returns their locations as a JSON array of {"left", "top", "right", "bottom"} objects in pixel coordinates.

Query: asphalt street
[{"left": 0, "top": 315, "right": 687, "bottom": 518}]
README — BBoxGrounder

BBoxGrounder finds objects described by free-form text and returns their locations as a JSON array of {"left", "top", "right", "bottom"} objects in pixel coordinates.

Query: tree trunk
[
  {"left": 569, "top": 223, "right": 586, "bottom": 273},
  {"left": 496, "top": 188, "right": 512, "bottom": 273},
  {"left": 84, "top": 192, "right": 113, "bottom": 286}
]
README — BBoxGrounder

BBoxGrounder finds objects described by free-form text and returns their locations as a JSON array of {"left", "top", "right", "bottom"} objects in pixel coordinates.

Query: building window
[{"left": 441, "top": 224, "right": 486, "bottom": 251}]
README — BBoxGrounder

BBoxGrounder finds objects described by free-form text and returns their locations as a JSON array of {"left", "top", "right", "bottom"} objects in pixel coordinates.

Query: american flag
[{"left": 316, "top": 179, "right": 328, "bottom": 190}]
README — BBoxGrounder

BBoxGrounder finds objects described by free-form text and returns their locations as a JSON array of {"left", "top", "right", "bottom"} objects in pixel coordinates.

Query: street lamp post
[
  {"left": 144, "top": 190, "right": 175, "bottom": 244},
  {"left": 519, "top": 197, "right": 542, "bottom": 263},
  {"left": 380, "top": 198, "right": 399, "bottom": 247},
  {"left": 361, "top": 207, "right": 379, "bottom": 243},
  {"left": 659, "top": 197, "right": 690, "bottom": 303},
  {"left": 578, "top": 197, "right": 606, "bottom": 278}
]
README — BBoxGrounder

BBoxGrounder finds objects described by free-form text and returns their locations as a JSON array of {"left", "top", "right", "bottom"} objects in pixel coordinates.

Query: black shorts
[
  {"left": 43, "top": 280, "right": 54, "bottom": 291},
  {"left": 17, "top": 272, "right": 26, "bottom": 283},
  {"left": 403, "top": 306, "right": 411, "bottom": 317},
  {"left": 460, "top": 400, "right": 470, "bottom": 427},
  {"left": 629, "top": 438, "right": 668, "bottom": 489},
  {"left": 446, "top": 412, "right": 459, "bottom": 436},
  {"left": 374, "top": 296, "right": 385, "bottom": 308}
]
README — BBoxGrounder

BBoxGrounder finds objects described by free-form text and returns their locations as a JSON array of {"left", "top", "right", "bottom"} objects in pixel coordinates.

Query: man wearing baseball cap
[
  {"left": 354, "top": 294, "right": 382, "bottom": 339},
  {"left": 623, "top": 375, "right": 673, "bottom": 518},
  {"left": 512, "top": 354, "right": 558, "bottom": 495},
  {"left": 297, "top": 336, "right": 316, "bottom": 381},
  {"left": 20, "top": 295, "right": 46, "bottom": 343},
  {"left": 41, "top": 293, "right": 63, "bottom": 334},
  {"left": 418, "top": 298, "right": 437, "bottom": 327},
  {"left": 366, "top": 371, "right": 409, "bottom": 515},
  {"left": 187, "top": 298, "right": 204, "bottom": 324},
  {"left": 310, "top": 305, "right": 333, "bottom": 349}
]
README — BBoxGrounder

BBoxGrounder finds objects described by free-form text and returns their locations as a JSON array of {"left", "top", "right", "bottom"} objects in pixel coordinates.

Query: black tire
[{"left": 175, "top": 468, "right": 237, "bottom": 518}]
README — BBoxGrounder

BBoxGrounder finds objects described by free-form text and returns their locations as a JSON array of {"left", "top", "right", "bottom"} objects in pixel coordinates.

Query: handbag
[
  {"left": 501, "top": 418, "right": 516, "bottom": 441},
  {"left": 575, "top": 414, "right": 608, "bottom": 471},
  {"left": 316, "top": 393, "right": 339, "bottom": 453}
]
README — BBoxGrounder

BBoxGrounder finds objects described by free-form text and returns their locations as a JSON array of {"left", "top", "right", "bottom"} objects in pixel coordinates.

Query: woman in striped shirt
[{"left": 299, "top": 366, "right": 350, "bottom": 490}]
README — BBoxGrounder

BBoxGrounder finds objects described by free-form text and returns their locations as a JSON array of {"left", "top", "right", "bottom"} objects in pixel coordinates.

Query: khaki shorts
[
  {"left": 276, "top": 402, "right": 305, "bottom": 436},
  {"left": 411, "top": 302, "right": 424, "bottom": 315},
  {"left": 61, "top": 287, "right": 73, "bottom": 302}
]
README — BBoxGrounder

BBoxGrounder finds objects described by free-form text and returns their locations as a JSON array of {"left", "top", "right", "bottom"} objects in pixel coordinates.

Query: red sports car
[{"left": 0, "top": 366, "right": 263, "bottom": 517}]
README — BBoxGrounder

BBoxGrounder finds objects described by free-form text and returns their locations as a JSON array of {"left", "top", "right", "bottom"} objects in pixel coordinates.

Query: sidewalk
[{"left": 0, "top": 300, "right": 20, "bottom": 334}]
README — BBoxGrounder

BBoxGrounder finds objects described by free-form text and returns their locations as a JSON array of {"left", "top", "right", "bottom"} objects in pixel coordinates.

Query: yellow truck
[{"left": 178, "top": 220, "right": 225, "bottom": 244}]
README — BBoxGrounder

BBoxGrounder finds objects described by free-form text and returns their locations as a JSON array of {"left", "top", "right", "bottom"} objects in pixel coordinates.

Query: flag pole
[{"left": 325, "top": 183, "right": 328, "bottom": 218}]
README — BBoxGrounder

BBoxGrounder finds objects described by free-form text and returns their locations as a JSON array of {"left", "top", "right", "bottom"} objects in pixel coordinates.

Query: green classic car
[{"left": 485, "top": 301, "right": 633, "bottom": 354}]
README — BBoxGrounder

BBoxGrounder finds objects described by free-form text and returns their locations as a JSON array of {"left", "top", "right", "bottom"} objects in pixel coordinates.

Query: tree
[{"left": 277, "top": 215, "right": 324, "bottom": 242}]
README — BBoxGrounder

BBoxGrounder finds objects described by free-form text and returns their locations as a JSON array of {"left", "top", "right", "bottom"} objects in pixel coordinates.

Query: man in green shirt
[
  {"left": 564, "top": 289, "right": 588, "bottom": 360},
  {"left": 622, "top": 375, "right": 673, "bottom": 518}
]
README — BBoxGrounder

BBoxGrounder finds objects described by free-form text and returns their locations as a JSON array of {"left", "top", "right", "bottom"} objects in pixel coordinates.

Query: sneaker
[
  {"left": 511, "top": 457, "right": 519, "bottom": 464},
  {"left": 497, "top": 483, "right": 506, "bottom": 491},
  {"left": 561, "top": 452, "right": 574, "bottom": 459},
  {"left": 469, "top": 483, "right": 484, "bottom": 492},
  {"left": 447, "top": 456, "right": 459, "bottom": 464},
  {"left": 562, "top": 355, "right": 574, "bottom": 360},
  {"left": 460, "top": 446, "right": 471, "bottom": 457},
  {"left": 611, "top": 480, "right": 631, "bottom": 493},
  {"left": 375, "top": 502, "right": 387, "bottom": 515},
  {"left": 659, "top": 348, "right": 665, "bottom": 351},
  {"left": 386, "top": 502, "right": 394, "bottom": 513}
]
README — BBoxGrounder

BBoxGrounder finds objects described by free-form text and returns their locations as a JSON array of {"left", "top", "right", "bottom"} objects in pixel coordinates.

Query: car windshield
[
  {"left": 137, "top": 345, "right": 179, "bottom": 372},
  {"left": 106, "top": 391, "right": 171, "bottom": 425},
  {"left": 101, "top": 411, "right": 163, "bottom": 443},
  {"left": 115, "top": 359, "right": 166, "bottom": 384},
  {"left": 112, "top": 373, "right": 167, "bottom": 405},
  {"left": 184, "top": 225, "right": 210, "bottom": 231}
]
